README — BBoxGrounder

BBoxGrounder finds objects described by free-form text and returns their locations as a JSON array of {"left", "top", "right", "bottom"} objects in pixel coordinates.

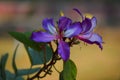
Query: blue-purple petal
[
  {"left": 64, "top": 22, "right": 82, "bottom": 37},
  {"left": 77, "top": 33, "right": 103, "bottom": 49},
  {"left": 78, "top": 33, "right": 92, "bottom": 39},
  {"left": 87, "top": 17, "right": 97, "bottom": 32},
  {"left": 58, "top": 40, "right": 70, "bottom": 61},
  {"left": 42, "top": 18, "right": 57, "bottom": 34},
  {"left": 81, "top": 18, "right": 91, "bottom": 33},
  {"left": 31, "top": 31, "right": 56, "bottom": 42},
  {"left": 58, "top": 17, "right": 72, "bottom": 32},
  {"left": 91, "top": 17, "right": 97, "bottom": 29},
  {"left": 89, "top": 33, "right": 103, "bottom": 43}
]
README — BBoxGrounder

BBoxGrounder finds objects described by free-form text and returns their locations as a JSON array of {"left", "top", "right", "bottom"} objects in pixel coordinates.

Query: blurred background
[{"left": 0, "top": 0, "right": 120, "bottom": 80}]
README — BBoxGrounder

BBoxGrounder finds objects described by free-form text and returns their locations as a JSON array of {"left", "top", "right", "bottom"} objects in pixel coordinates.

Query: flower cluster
[{"left": 31, "top": 8, "right": 103, "bottom": 61}]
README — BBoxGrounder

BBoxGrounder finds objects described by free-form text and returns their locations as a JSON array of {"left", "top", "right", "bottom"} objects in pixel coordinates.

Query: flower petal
[
  {"left": 81, "top": 18, "right": 92, "bottom": 33},
  {"left": 64, "top": 22, "right": 82, "bottom": 37},
  {"left": 87, "top": 17, "right": 97, "bottom": 32},
  {"left": 73, "top": 8, "right": 84, "bottom": 20},
  {"left": 42, "top": 18, "right": 57, "bottom": 34},
  {"left": 91, "top": 17, "right": 97, "bottom": 29},
  {"left": 78, "top": 33, "right": 92, "bottom": 39},
  {"left": 58, "top": 40, "right": 70, "bottom": 61},
  {"left": 58, "top": 17, "right": 72, "bottom": 32},
  {"left": 31, "top": 31, "right": 56, "bottom": 42},
  {"left": 77, "top": 33, "right": 103, "bottom": 49}
]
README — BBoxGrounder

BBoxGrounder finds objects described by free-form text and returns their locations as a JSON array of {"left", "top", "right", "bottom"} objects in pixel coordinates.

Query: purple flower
[
  {"left": 31, "top": 17, "right": 82, "bottom": 61},
  {"left": 73, "top": 8, "right": 103, "bottom": 49}
]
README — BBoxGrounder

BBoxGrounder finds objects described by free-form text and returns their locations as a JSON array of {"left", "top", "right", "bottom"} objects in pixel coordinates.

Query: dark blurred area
[{"left": 0, "top": 0, "right": 119, "bottom": 37}]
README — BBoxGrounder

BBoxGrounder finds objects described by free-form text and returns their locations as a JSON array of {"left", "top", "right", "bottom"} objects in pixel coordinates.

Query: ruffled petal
[
  {"left": 81, "top": 18, "right": 91, "bottom": 33},
  {"left": 91, "top": 17, "right": 97, "bottom": 29},
  {"left": 58, "top": 40, "right": 70, "bottom": 61},
  {"left": 31, "top": 31, "right": 56, "bottom": 42},
  {"left": 87, "top": 17, "right": 97, "bottom": 32},
  {"left": 78, "top": 33, "right": 92, "bottom": 39},
  {"left": 64, "top": 22, "right": 82, "bottom": 37},
  {"left": 77, "top": 33, "right": 103, "bottom": 50},
  {"left": 58, "top": 17, "right": 72, "bottom": 32},
  {"left": 42, "top": 18, "right": 57, "bottom": 34}
]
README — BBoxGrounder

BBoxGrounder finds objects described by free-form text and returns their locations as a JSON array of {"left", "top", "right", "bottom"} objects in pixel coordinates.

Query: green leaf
[
  {"left": 5, "top": 70, "right": 15, "bottom": 80},
  {"left": 24, "top": 32, "right": 32, "bottom": 38},
  {"left": 15, "top": 76, "right": 24, "bottom": 80},
  {"left": 26, "top": 45, "right": 53, "bottom": 65},
  {"left": 12, "top": 44, "right": 19, "bottom": 75},
  {"left": 0, "top": 53, "right": 9, "bottom": 80},
  {"left": 59, "top": 71, "right": 64, "bottom": 80},
  {"left": 9, "top": 31, "right": 41, "bottom": 51},
  {"left": 0, "top": 59, "right": 1, "bottom": 79},
  {"left": 5, "top": 70, "right": 24, "bottom": 80},
  {"left": 0, "top": 76, "right": 2, "bottom": 80},
  {"left": 17, "top": 67, "right": 40, "bottom": 76},
  {"left": 12, "top": 45, "right": 39, "bottom": 77},
  {"left": 63, "top": 59, "right": 77, "bottom": 80}
]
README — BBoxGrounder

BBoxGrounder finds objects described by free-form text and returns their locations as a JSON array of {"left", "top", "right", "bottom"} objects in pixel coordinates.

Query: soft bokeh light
[{"left": 0, "top": 0, "right": 120, "bottom": 80}]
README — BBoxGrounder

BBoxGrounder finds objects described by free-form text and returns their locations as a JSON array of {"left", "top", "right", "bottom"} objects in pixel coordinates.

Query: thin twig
[
  {"left": 27, "top": 47, "right": 58, "bottom": 80},
  {"left": 53, "top": 65, "right": 60, "bottom": 73}
]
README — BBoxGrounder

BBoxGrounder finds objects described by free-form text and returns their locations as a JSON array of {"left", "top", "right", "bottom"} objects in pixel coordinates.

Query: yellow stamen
[
  {"left": 60, "top": 11, "right": 64, "bottom": 16},
  {"left": 84, "top": 13, "right": 93, "bottom": 19}
]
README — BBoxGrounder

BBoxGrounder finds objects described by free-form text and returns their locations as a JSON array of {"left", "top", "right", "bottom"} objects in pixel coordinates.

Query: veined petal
[
  {"left": 42, "top": 18, "right": 57, "bottom": 34},
  {"left": 77, "top": 33, "right": 103, "bottom": 49},
  {"left": 58, "top": 17, "right": 72, "bottom": 31},
  {"left": 58, "top": 40, "right": 70, "bottom": 61},
  {"left": 31, "top": 31, "right": 56, "bottom": 42},
  {"left": 78, "top": 33, "right": 92, "bottom": 39},
  {"left": 81, "top": 18, "right": 91, "bottom": 33},
  {"left": 91, "top": 17, "right": 97, "bottom": 29},
  {"left": 87, "top": 17, "right": 97, "bottom": 32},
  {"left": 89, "top": 33, "right": 103, "bottom": 43},
  {"left": 64, "top": 22, "right": 82, "bottom": 37}
]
